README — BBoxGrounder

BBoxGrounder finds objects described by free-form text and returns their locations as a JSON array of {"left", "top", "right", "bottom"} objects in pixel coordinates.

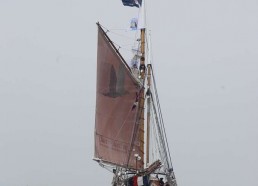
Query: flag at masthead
[{"left": 122, "top": 0, "right": 142, "bottom": 8}]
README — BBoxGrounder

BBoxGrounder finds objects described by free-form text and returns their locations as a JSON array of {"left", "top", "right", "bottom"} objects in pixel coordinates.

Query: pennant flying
[{"left": 122, "top": 0, "right": 142, "bottom": 8}]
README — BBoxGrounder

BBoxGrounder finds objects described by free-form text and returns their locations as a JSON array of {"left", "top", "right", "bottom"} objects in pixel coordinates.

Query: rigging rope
[
  {"left": 125, "top": 88, "right": 145, "bottom": 170},
  {"left": 150, "top": 93, "right": 170, "bottom": 168},
  {"left": 150, "top": 66, "right": 174, "bottom": 170},
  {"left": 150, "top": 104, "right": 163, "bottom": 162},
  {"left": 113, "top": 106, "right": 137, "bottom": 141},
  {"left": 100, "top": 24, "right": 141, "bottom": 56},
  {"left": 146, "top": 30, "right": 175, "bottom": 170}
]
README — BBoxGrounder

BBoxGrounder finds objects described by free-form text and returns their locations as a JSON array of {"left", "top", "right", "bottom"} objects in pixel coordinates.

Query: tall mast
[
  {"left": 146, "top": 64, "right": 151, "bottom": 166},
  {"left": 137, "top": 0, "right": 147, "bottom": 169},
  {"left": 138, "top": 28, "right": 146, "bottom": 168}
]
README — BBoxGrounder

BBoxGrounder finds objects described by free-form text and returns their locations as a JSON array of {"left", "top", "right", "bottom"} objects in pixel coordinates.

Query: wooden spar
[
  {"left": 140, "top": 29, "right": 146, "bottom": 73},
  {"left": 138, "top": 28, "right": 146, "bottom": 169},
  {"left": 146, "top": 64, "right": 151, "bottom": 166}
]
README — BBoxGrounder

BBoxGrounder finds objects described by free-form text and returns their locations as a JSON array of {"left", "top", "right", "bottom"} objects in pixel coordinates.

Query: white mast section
[{"left": 138, "top": 0, "right": 146, "bottom": 29}]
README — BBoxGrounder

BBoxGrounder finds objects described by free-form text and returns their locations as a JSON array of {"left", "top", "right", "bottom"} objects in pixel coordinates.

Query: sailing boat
[{"left": 94, "top": 0, "right": 177, "bottom": 185}]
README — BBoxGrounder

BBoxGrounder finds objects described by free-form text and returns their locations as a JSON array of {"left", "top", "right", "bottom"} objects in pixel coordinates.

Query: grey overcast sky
[{"left": 0, "top": 0, "right": 258, "bottom": 185}]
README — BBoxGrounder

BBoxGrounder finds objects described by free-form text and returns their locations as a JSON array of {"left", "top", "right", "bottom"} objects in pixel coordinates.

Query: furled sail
[{"left": 94, "top": 24, "right": 143, "bottom": 169}]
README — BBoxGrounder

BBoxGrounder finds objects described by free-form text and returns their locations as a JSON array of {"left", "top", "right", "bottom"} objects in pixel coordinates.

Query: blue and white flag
[
  {"left": 130, "top": 18, "right": 138, "bottom": 30},
  {"left": 122, "top": 0, "right": 142, "bottom": 8}
]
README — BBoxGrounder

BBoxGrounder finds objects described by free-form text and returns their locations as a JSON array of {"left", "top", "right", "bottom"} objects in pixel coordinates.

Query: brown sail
[{"left": 94, "top": 24, "right": 143, "bottom": 169}]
